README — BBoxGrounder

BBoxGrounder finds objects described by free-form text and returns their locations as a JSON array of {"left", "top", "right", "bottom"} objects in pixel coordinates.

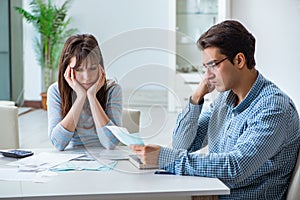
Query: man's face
[{"left": 202, "top": 47, "right": 236, "bottom": 92}]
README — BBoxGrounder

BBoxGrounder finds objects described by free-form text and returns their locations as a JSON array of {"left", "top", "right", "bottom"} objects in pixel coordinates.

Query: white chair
[
  {"left": 0, "top": 105, "right": 20, "bottom": 149},
  {"left": 122, "top": 108, "right": 141, "bottom": 133},
  {"left": 0, "top": 100, "right": 15, "bottom": 106},
  {"left": 286, "top": 147, "right": 300, "bottom": 200}
]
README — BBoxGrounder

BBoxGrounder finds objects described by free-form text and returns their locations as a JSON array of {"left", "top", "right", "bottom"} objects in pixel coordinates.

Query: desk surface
[{"left": 0, "top": 148, "right": 229, "bottom": 200}]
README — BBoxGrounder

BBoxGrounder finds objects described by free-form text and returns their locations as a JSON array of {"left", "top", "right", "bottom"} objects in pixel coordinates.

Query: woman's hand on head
[
  {"left": 87, "top": 65, "right": 106, "bottom": 98},
  {"left": 64, "top": 65, "right": 86, "bottom": 98}
]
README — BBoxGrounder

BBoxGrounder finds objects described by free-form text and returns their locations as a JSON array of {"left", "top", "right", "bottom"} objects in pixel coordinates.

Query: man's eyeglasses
[{"left": 199, "top": 57, "right": 228, "bottom": 72}]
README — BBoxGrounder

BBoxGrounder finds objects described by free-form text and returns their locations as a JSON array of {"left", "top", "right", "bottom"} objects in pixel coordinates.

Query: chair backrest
[
  {"left": 286, "top": 147, "right": 300, "bottom": 200},
  {"left": 122, "top": 108, "right": 140, "bottom": 133},
  {"left": 0, "top": 105, "right": 20, "bottom": 149},
  {"left": 0, "top": 100, "right": 15, "bottom": 106}
]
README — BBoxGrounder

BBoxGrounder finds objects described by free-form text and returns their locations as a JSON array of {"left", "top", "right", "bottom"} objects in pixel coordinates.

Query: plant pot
[{"left": 41, "top": 92, "right": 47, "bottom": 110}]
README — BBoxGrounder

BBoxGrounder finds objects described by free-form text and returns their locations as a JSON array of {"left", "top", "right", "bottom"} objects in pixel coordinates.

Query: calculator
[{"left": 0, "top": 149, "right": 34, "bottom": 158}]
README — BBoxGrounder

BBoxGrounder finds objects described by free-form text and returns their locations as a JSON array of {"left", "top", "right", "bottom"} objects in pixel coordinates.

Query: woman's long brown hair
[{"left": 58, "top": 34, "right": 108, "bottom": 118}]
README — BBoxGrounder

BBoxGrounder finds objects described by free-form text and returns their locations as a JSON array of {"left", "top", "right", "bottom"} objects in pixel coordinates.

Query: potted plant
[{"left": 15, "top": 0, "right": 77, "bottom": 110}]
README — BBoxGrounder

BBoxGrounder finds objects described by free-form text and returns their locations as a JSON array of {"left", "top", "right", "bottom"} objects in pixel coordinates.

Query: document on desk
[
  {"left": 50, "top": 159, "right": 117, "bottom": 171},
  {"left": 106, "top": 126, "right": 144, "bottom": 146},
  {"left": 83, "top": 146, "right": 131, "bottom": 160},
  {"left": 93, "top": 149, "right": 130, "bottom": 160},
  {"left": 0, "top": 152, "right": 84, "bottom": 182},
  {"left": 8, "top": 152, "right": 84, "bottom": 171},
  {"left": 0, "top": 168, "right": 56, "bottom": 182}
]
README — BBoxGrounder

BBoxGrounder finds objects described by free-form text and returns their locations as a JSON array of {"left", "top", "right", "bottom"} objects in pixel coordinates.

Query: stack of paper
[
  {"left": 50, "top": 159, "right": 117, "bottom": 171},
  {"left": 8, "top": 152, "right": 84, "bottom": 172},
  {"left": 0, "top": 152, "right": 84, "bottom": 182}
]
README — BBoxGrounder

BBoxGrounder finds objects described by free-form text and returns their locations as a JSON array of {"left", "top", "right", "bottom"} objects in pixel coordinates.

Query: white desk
[{"left": 0, "top": 148, "right": 229, "bottom": 200}]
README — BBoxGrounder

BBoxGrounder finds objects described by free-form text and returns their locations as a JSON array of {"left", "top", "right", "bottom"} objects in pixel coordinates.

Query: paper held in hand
[{"left": 106, "top": 126, "right": 144, "bottom": 146}]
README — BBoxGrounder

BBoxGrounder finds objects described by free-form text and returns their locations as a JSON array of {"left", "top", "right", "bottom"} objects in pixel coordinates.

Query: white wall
[
  {"left": 23, "top": 0, "right": 300, "bottom": 111},
  {"left": 23, "top": 0, "right": 174, "bottom": 101},
  {"left": 23, "top": 0, "right": 42, "bottom": 100},
  {"left": 231, "top": 0, "right": 300, "bottom": 110}
]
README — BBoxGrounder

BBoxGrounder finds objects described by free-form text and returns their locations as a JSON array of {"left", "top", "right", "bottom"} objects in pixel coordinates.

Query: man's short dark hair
[{"left": 197, "top": 20, "right": 256, "bottom": 69}]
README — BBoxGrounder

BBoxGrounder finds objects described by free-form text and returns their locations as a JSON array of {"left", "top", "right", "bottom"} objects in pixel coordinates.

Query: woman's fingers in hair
[
  {"left": 70, "top": 68, "right": 75, "bottom": 80},
  {"left": 64, "top": 66, "right": 71, "bottom": 80}
]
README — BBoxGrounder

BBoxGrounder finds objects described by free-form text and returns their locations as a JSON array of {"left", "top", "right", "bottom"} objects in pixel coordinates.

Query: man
[{"left": 131, "top": 20, "right": 300, "bottom": 199}]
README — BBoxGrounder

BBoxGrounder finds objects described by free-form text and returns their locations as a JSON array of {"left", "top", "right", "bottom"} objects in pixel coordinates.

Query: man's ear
[
  {"left": 234, "top": 53, "right": 246, "bottom": 68},
  {"left": 237, "top": 57, "right": 242, "bottom": 64}
]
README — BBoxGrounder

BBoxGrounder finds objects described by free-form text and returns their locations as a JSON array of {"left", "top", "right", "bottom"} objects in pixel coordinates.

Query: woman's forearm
[
  {"left": 87, "top": 94, "right": 109, "bottom": 128},
  {"left": 60, "top": 94, "right": 86, "bottom": 131}
]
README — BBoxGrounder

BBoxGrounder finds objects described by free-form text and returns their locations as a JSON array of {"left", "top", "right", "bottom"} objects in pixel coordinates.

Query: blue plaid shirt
[{"left": 158, "top": 72, "right": 300, "bottom": 199}]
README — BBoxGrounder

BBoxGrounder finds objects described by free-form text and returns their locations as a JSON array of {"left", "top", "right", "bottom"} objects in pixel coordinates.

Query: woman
[{"left": 47, "top": 34, "right": 122, "bottom": 150}]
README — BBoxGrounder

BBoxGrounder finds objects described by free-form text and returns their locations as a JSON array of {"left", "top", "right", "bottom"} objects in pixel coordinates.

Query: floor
[{"left": 18, "top": 106, "right": 179, "bottom": 149}]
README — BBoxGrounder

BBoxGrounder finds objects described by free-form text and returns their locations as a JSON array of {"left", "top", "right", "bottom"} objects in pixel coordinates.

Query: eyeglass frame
[{"left": 199, "top": 57, "right": 229, "bottom": 72}]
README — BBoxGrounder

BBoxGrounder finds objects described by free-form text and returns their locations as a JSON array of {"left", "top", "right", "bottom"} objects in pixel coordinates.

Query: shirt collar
[{"left": 226, "top": 71, "right": 263, "bottom": 113}]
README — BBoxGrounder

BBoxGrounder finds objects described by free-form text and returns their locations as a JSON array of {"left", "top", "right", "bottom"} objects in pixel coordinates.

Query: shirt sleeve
[
  {"left": 159, "top": 95, "right": 299, "bottom": 186},
  {"left": 172, "top": 97, "right": 211, "bottom": 152},
  {"left": 96, "top": 83, "right": 123, "bottom": 149},
  {"left": 47, "top": 83, "right": 74, "bottom": 150}
]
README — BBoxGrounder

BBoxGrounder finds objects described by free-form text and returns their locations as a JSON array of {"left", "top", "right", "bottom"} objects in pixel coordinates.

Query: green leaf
[{"left": 15, "top": 0, "right": 78, "bottom": 91}]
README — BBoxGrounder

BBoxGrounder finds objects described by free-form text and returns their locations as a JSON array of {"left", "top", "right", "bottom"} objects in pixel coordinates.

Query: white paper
[
  {"left": 82, "top": 146, "right": 131, "bottom": 160},
  {"left": 106, "top": 126, "right": 144, "bottom": 146},
  {"left": 0, "top": 168, "right": 56, "bottom": 182},
  {"left": 50, "top": 159, "right": 117, "bottom": 171},
  {"left": 94, "top": 149, "right": 130, "bottom": 160},
  {"left": 8, "top": 152, "right": 84, "bottom": 171}
]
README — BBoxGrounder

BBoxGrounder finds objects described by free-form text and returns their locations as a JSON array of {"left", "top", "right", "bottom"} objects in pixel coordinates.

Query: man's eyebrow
[{"left": 205, "top": 60, "right": 216, "bottom": 65}]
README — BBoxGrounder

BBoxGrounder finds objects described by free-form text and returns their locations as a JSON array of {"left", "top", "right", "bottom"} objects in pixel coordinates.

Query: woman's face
[{"left": 69, "top": 56, "right": 100, "bottom": 89}]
